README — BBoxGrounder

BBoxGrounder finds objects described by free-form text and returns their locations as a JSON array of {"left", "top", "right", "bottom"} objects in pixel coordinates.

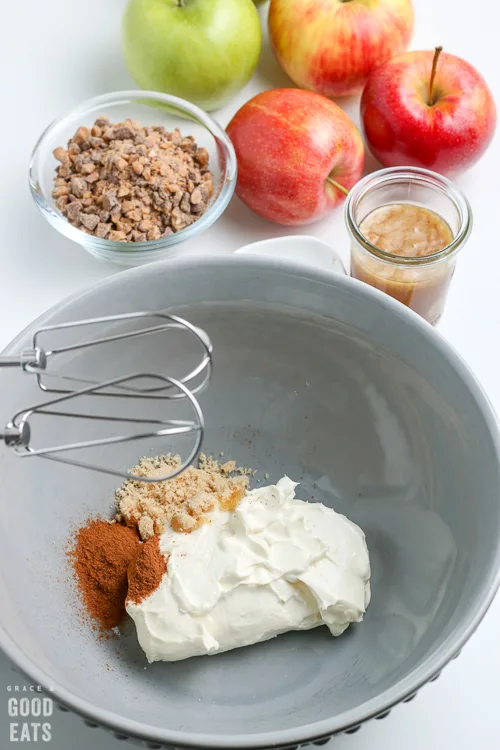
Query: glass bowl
[{"left": 29, "top": 91, "right": 237, "bottom": 266}]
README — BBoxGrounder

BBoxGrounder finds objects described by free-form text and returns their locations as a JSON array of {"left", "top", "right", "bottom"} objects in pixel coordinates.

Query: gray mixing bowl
[{"left": 1, "top": 256, "right": 499, "bottom": 749}]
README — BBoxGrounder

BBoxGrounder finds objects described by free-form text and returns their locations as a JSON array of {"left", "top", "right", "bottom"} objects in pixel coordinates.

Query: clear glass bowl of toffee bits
[
  {"left": 29, "top": 91, "right": 237, "bottom": 267},
  {"left": 345, "top": 167, "right": 472, "bottom": 325}
]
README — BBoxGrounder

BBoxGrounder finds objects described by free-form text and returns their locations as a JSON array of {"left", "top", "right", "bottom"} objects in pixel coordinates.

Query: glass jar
[{"left": 344, "top": 167, "right": 472, "bottom": 325}]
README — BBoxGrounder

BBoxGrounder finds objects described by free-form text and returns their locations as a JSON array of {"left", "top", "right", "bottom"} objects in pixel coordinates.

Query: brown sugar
[
  {"left": 127, "top": 535, "right": 168, "bottom": 605},
  {"left": 69, "top": 519, "right": 140, "bottom": 630},
  {"left": 115, "top": 454, "right": 252, "bottom": 540}
]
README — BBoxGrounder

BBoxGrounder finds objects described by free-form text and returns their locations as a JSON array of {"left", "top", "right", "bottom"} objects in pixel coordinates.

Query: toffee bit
[{"left": 52, "top": 118, "right": 214, "bottom": 242}]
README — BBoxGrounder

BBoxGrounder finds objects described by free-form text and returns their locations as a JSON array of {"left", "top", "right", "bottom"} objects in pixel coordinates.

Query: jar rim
[{"left": 344, "top": 167, "right": 473, "bottom": 266}]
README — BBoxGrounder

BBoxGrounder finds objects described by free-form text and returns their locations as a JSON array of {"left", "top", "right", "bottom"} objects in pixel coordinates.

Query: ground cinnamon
[
  {"left": 70, "top": 519, "right": 140, "bottom": 630},
  {"left": 127, "top": 535, "right": 167, "bottom": 605}
]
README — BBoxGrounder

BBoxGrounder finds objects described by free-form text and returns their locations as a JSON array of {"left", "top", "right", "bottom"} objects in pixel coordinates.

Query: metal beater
[{"left": 0, "top": 311, "right": 213, "bottom": 482}]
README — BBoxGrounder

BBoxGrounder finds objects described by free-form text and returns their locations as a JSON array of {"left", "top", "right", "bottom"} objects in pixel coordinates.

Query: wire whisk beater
[{"left": 0, "top": 311, "right": 213, "bottom": 481}]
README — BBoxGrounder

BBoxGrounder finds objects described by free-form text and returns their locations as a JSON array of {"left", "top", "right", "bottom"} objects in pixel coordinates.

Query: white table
[{"left": 1, "top": 0, "right": 499, "bottom": 747}]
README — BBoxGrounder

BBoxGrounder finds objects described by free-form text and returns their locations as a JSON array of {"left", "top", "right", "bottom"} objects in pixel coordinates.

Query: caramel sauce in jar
[{"left": 351, "top": 203, "right": 455, "bottom": 325}]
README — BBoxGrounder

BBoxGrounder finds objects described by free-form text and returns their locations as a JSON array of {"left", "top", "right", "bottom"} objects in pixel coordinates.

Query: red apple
[
  {"left": 361, "top": 47, "right": 497, "bottom": 175},
  {"left": 269, "top": 0, "right": 414, "bottom": 99},
  {"left": 226, "top": 89, "right": 364, "bottom": 225}
]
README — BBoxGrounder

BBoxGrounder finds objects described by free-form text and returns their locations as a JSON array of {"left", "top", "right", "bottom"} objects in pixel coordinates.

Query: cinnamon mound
[
  {"left": 69, "top": 519, "right": 140, "bottom": 630},
  {"left": 127, "top": 535, "right": 167, "bottom": 605}
]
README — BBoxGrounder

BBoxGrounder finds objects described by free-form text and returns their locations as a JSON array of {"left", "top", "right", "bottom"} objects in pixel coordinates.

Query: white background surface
[{"left": 1, "top": 0, "right": 499, "bottom": 747}]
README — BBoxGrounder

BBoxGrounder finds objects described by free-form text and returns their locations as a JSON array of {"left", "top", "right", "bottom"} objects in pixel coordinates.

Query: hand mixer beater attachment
[{"left": 0, "top": 312, "right": 213, "bottom": 481}]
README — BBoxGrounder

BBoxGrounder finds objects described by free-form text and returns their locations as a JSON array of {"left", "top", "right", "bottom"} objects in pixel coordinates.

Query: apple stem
[
  {"left": 326, "top": 177, "right": 349, "bottom": 197},
  {"left": 428, "top": 46, "right": 443, "bottom": 106},
  {"left": 176, "top": 0, "right": 185, "bottom": 6}
]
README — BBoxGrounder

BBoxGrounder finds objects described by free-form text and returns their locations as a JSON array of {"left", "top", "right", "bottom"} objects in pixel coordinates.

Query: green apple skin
[{"left": 122, "top": 0, "right": 262, "bottom": 112}]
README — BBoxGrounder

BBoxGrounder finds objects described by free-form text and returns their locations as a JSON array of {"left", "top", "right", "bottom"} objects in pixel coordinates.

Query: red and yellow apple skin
[
  {"left": 226, "top": 89, "right": 365, "bottom": 226},
  {"left": 361, "top": 50, "right": 497, "bottom": 175},
  {"left": 269, "top": 0, "right": 414, "bottom": 99}
]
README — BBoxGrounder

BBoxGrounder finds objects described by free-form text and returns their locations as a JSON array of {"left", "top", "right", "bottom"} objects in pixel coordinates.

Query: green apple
[{"left": 122, "top": 0, "right": 262, "bottom": 112}]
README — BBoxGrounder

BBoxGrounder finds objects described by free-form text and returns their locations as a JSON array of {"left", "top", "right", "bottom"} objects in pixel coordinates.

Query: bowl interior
[
  {"left": 29, "top": 92, "right": 233, "bottom": 264},
  {"left": 0, "top": 258, "right": 499, "bottom": 746}
]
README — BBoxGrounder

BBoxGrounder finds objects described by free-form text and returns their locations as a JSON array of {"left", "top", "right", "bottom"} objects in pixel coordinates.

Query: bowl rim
[
  {"left": 28, "top": 90, "right": 237, "bottom": 257},
  {"left": 1, "top": 254, "right": 500, "bottom": 748}
]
